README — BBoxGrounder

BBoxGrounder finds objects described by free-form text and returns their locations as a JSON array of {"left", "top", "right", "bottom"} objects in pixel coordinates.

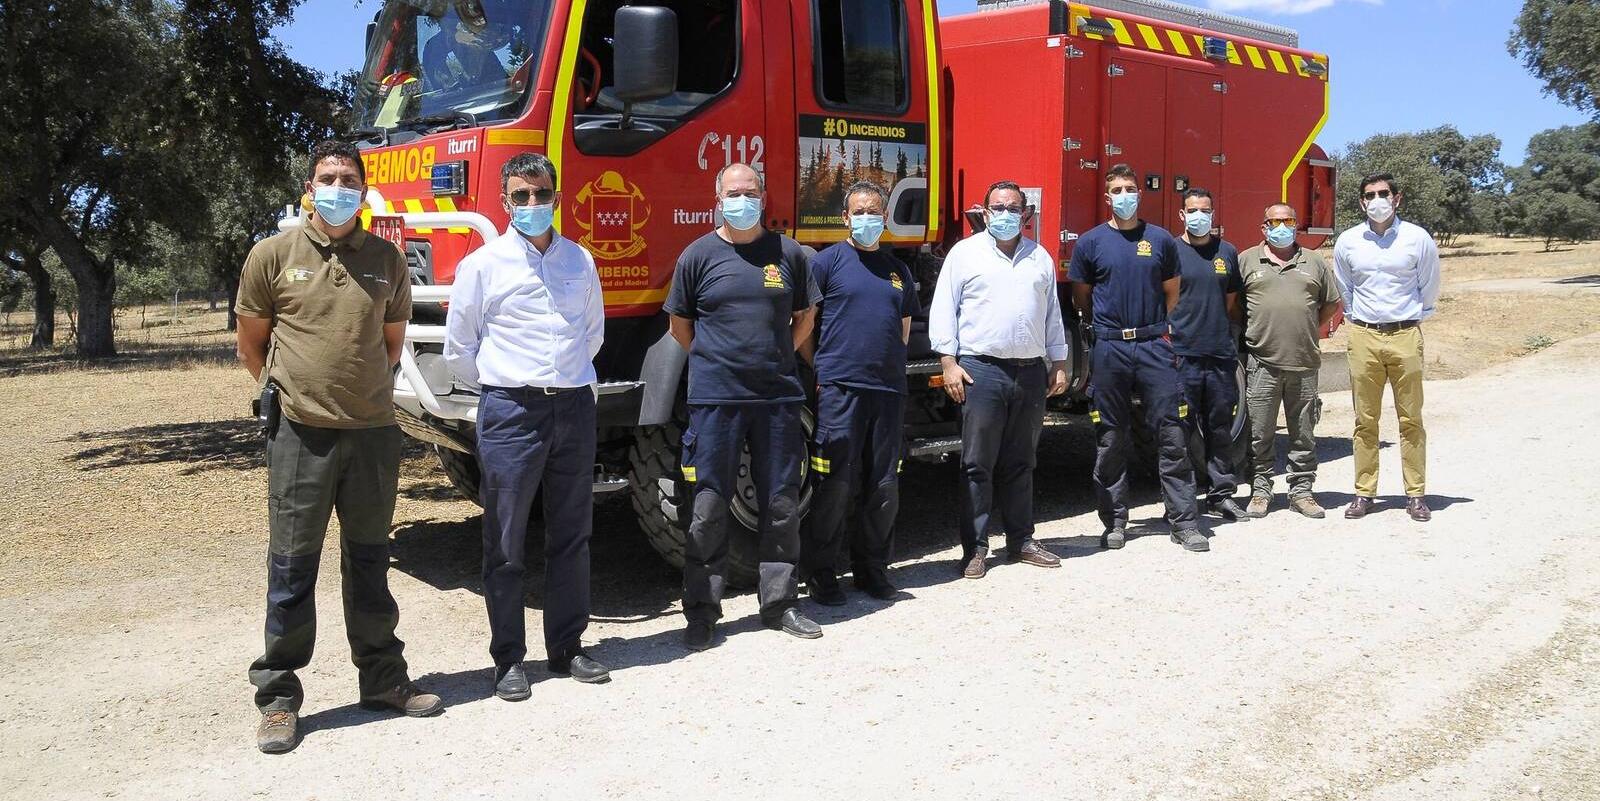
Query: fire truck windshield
[{"left": 353, "top": 0, "right": 553, "bottom": 132}]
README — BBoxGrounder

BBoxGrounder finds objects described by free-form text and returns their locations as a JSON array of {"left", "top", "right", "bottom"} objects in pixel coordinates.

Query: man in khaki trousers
[{"left": 1332, "top": 172, "right": 1440, "bottom": 522}]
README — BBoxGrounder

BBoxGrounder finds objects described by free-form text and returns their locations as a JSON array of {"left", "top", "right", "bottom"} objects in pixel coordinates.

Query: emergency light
[
  {"left": 431, "top": 161, "right": 467, "bottom": 196},
  {"left": 1203, "top": 37, "right": 1230, "bottom": 61}
]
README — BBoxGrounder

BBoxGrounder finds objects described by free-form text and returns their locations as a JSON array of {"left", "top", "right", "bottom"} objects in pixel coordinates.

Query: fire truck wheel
[{"left": 434, "top": 444, "right": 483, "bottom": 507}]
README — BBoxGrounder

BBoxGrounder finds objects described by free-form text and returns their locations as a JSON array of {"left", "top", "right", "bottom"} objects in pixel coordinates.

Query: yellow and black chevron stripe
[{"left": 1066, "top": 2, "right": 1328, "bottom": 80}]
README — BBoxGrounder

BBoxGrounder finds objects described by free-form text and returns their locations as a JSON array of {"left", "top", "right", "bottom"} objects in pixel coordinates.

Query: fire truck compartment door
[
  {"left": 1104, "top": 58, "right": 1168, "bottom": 223},
  {"left": 1166, "top": 69, "right": 1223, "bottom": 225}
]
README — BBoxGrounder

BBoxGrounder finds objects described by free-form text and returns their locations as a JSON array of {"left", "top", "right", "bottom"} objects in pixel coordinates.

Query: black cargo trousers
[{"left": 248, "top": 420, "right": 409, "bottom": 713}]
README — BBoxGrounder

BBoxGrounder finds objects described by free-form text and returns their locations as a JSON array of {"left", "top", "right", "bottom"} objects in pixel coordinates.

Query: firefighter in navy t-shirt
[
  {"left": 664, "top": 164, "right": 824, "bottom": 651},
  {"left": 797, "top": 181, "right": 921, "bottom": 606},
  {"left": 1170, "top": 187, "right": 1248, "bottom": 522},
  {"left": 1067, "top": 164, "right": 1206, "bottom": 553}
]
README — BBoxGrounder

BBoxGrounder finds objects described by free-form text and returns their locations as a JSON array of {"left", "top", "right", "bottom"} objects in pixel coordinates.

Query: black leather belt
[
  {"left": 485, "top": 384, "right": 588, "bottom": 396},
  {"left": 968, "top": 354, "right": 1043, "bottom": 367},
  {"left": 1350, "top": 319, "right": 1419, "bottom": 333},
  {"left": 1093, "top": 323, "right": 1170, "bottom": 342}
]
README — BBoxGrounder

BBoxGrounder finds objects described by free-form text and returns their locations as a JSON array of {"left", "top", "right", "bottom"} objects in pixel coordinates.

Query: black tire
[
  {"left": 626, "top": 412, "right": 817, "bottom": 590},
  {"left": 434, "top": 444, "right": 483, "bottom": 506}
]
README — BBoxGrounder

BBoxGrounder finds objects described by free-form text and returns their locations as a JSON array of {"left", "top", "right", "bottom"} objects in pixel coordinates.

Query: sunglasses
[
  {"left": 1361, "top": 189, "right": 1394, "bottom": 201},
  {"left": 508, "top": 188, "right": 556, "bottom": 206},
  {"left": 987, "top": 205, "right": 1025, "bottom": 215},
  {"left": 1264, "top": 218, "right": 1298, "bottom": 227}
]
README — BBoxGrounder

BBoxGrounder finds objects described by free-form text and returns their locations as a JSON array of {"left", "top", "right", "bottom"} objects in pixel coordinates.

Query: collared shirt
[
  {"left": 929, "top": 233, "right": 1068, "bottom": 362},
  {"left": 1066, "top": 220, "right": 1181, "bottom": 331},
  {"left": 236, "top": 222, "right": 412, "bottom": 428},
  {"left": 444, "top": 230, "right": 604, "bottom": 390},
  {"left": 1239, "top": 244, "right": 1341, "bottom": 371},
  {"left": 1332, "top": 217, "right": 1440, "bottom": 324}
]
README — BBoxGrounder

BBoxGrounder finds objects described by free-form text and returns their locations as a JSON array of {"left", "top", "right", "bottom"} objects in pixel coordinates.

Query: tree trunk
[
  {"left": 28, "top": 206, "right": 118, "bottom": 357},
  {"left": 225, "top": 269, "right": 240, "bottom": 332},
  {"left": 22, "top": 251, "right": 55, "bottom": 349}
]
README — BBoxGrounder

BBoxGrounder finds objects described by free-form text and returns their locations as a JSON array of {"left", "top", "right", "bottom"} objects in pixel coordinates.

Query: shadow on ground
[{"left": 67, "top": 419, "right": 264, "bottom": 473}]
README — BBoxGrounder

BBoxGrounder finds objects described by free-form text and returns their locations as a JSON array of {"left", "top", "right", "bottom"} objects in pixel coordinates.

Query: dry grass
[{"left": 0, "top": 300, "right": 238, "bottom": 376}]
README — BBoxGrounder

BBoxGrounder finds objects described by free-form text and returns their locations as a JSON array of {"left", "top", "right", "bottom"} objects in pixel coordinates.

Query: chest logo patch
[
  {"left": 287, "top": 268, "right": 314, "bottom": 283},
  {"left": 1213, "top": 258, "right": 1228, "bottom": 275},
  {"left": 762, "top": 264, "right": 785, "bottom": 289},
  {"left": 1136, "top": 240, "right": 1153, "bottom": 258},
  {"left": 889, "top": 273, "right": 904, "bottom": 291}
]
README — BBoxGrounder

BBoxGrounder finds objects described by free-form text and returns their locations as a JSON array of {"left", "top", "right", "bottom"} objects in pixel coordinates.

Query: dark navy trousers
[
  {"left": 1179, "top": 354, "right": 1240, "bottom": 502},
  {"left": 681, "top": 402, "right": 804, "bottom": 625},
  {"left": 957, "top": 355, "right": 1048, "bottom": 559},
  {"left": 801, "top": 384, "right": 905, "bottom": 586},
  {"left": 477, "top": 385, "right": 596, "bottom": 668},
  {"left": 1089, "top": 337, "right": 1199, "bottom": 532}
]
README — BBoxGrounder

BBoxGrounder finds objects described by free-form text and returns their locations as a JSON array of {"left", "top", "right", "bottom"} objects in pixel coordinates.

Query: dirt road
[{"left": 3, "top": 332, "right": 1599, "bottom": 800}]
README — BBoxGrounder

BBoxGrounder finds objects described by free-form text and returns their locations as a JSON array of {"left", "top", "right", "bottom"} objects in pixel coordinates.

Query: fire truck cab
[{"left": 282, "top": 0, "right": 1331, "bottom": 583}]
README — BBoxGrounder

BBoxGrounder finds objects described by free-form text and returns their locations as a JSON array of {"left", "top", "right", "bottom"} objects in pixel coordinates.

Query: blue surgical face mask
[
  {"left": 1183, "top": 210, "right": 1214, "bottom": 237},
  {"left": 850, "top": 213, "right": 885, "bottom": 247},
  {"left": 986, "top": 210, "right": 1022, "bottom": 242},
  {"left": 511, "top": 203, "right": 555, "bottom": 238},
  {"left": 1266, "top": 223, "right": 1297, "bottom": 248},
  {"left": 313, "top": 185, "right": 363, "bottom": 227},
  {"left": 720, "top": 195, "right": 763, "bottom": 231},
  {"left": 1109, "top": 191, "right": 1140, "bottom": 221}
]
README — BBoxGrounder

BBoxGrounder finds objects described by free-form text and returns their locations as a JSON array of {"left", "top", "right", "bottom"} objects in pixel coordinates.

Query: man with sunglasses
[
  {"left": 1239, "top": 203, "right": 1343, "bottom": 519},
  {"left": 665, "top": 163, "right": 823, "bottom": 650},
  {"left": 237, "top": 140, "right": 441, "bottom": 754},
  {"left": 1069, "top": 164, "right": 1205, "bottom": 552},
  {"left": 445, "top": 152, "right": 611, "bottom": 702},
  {"left": 930, "top": 180, "right": 1069, "bottom": 579},
  {"left": 1170, "top": 187, "right": 1247, "bottom": 522},
  {"left": 1333, "top": 173, "right": 1440, "bottom": 522}
]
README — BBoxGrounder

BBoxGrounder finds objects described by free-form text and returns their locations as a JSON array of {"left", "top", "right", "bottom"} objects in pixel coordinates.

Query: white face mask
[{"left": 1365, "top": 196, "right": 1395, "bottom": 224}]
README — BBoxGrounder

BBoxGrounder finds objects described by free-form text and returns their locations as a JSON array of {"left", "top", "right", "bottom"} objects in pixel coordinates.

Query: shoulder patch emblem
[
  {"left": 762, "top": 264, "right": 785, "bottom": 289},
  {"left": 889, "top": 272, "right": 904, "bottom": 291},
  {"left": 1136, "top": 240, "right": 1153, "bottom": 257},
  {"left": 1213, "top": 258, "right": 1228, "bottom": 275}
]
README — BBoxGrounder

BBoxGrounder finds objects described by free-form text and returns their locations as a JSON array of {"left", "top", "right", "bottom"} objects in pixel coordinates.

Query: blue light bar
[{"left": 431, "top": 162, "right": 466, "bottom": 196}]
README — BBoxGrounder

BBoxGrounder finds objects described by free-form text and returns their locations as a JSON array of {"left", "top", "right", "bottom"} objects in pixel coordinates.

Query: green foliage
[
  {"left": 1507, "top": 123, "right": 1600, "bottom": 248},
  {"left": 1515, "top": 188, "right": 1600, "bottom": 249},
  {"left": 1524, "top": 333, "right": 1556, "bottom": 352},
  {"left": 1510, "top": 0, "right": 1600, "bottom": 119},
  {"left": 1334, "top": 126, "right": 1504, "bottom": 244}
]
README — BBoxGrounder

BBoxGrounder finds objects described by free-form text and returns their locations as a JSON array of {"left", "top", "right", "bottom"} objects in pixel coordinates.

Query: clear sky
[{"left": 277, "top": 0, "right": 1589, "bottom": 165}]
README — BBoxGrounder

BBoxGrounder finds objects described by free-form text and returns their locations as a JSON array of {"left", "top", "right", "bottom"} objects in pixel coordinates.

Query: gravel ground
[{"left": 2, "top": 332, "right": 1598, "bottom": 800}]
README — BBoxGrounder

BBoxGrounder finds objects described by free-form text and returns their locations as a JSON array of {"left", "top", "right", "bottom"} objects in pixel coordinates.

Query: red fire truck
[{"left": 293, "top": 0, "right": 1333, "bottom": 582}]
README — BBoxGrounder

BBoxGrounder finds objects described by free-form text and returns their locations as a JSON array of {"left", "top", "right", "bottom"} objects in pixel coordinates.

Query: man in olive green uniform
[
  {"left": 1240, "top": 203, "right": 1343, "bottom": 519},
  {"left": 236, "top": 140, "right": 441, "bottom": 754}
]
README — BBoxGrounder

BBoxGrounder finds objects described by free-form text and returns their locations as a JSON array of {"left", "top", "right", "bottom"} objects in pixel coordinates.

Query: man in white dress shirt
[
  {"left": 444, "top": 153, "right": 610, "bottom": 701},
  {"left": 1333, "top": 172, "right": 1441, "bottom": 522},
  {"left": 929, "top": 180, "right": 1069, "bottom": 580}
]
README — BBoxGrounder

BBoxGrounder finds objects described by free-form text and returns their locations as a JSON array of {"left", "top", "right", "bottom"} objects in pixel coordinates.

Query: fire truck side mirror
[{"left": 613, "top": 7, "right": 678, "bottom": 105}]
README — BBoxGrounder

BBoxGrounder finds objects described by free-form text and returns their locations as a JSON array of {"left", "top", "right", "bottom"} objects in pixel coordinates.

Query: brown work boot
[
  {"left": 360, "top": 681, "right": 444, "bottom": 717},
  {"left": 1290, "top": 495, "right": 1326, "bottom": 519},
  {"left": 1406, "top": 496, "right": 1432, "bottom": 522},
  {"left": 256, "top": 710, "right": 298, "bottom": 754},
  {"left": 960, "top": 548, "right": 988, "bottom": 580},
  {"left": 1007, "top": 541, "right": 1061, "bottom": 568},
  {"left": 1344, "top": 496, "right": 1374, "bottom": 519},
  {"left": 1246, "top": 494, "right": 1271, "bottom": 518}
]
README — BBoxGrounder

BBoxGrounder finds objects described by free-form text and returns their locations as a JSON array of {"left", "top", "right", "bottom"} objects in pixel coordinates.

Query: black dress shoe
[
  {"left": 1345, "top": 496, "right": 1375, "bottom": 519},
  {"left": 495, "top": 664, "right": 531, "bottom": 702},
  {"left": 683, "top": 622, "right": 715, "bottom": 651},
  {"left": 1210, "top": 498, "right": 1250, "bottom": 522},
  {"left": 853, "top": 570, "right": 898, "bottom": 600},
  {"left": 808, "top": 576, "right": 847, "bottom": 607},
  {"left": 767, "top": 608, "right": 823, "bottom": 639},
  {"left": 1406, "top": 496, "right": 1432, "bottom": 522},
  {"left": 549, "top": 652, "right": 611, "bottom": 684}
]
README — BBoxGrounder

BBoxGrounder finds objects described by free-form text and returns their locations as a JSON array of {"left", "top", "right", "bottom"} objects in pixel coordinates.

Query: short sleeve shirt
[
  {"left": 1170, "top": 238, "right": 1242, "bottom": 359},
  {"left": 663, "top": 230, "right": 821, "bottom": 404},
  {"left": 236, "top": 224, "right": 412, "bottom": 428},
  {"left": 811, "top": 241, "right": 921, "bottom": 394},
  {"left": 1238, "top": 244, "right": 1341, "bottom": 371},
  {"left": 1067, "top": 221, "right": 1180, "bottom": 331}
]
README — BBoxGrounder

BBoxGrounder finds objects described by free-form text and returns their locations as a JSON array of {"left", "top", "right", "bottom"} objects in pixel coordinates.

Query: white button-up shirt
[
  {"left": 929, "top": 233, "right": 1068, "bottom": 362},
  {"left": 444, "top": 230, "right": 604, "bottom": 389},
  {"left": 1332, "top": 217, "right": 1441, "bottom": 324}
]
